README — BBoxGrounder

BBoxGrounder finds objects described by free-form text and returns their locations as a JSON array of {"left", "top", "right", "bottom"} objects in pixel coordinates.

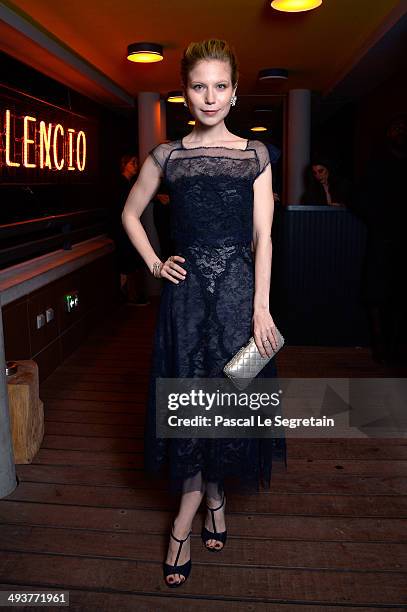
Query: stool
[{"left": 7, "top": 360, "right": 44, "bottom": 464}]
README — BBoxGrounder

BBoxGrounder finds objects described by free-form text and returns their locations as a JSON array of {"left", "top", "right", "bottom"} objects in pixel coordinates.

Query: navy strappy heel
[
  {"left": 163, "top": 524, "right": 192, "bottom": 587},
  {"left": 201, "top": 494, "right": 227, "bottom": 552}
]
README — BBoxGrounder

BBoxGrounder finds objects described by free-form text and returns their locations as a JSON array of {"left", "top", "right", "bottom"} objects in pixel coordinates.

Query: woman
[
  {"left": 301, "top": 156, "right": 351, "bottom": 207},
  {"left": 122, "top": 39, "right": 287, "bottom": 587}
]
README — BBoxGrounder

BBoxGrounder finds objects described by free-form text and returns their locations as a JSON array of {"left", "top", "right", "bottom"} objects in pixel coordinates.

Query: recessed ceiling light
[
  {"left": 254, "top": 106, "right": 273, "bottom": 113},
  {"left": 258, "top": 68, "right": 288, "bottom": 80},
  {"left": 167, "top": 91, "right": 185, "bottom": 103},
  {"left": 271, "top": 0, "right": 322, "bottom": 12},
  {"left": 127, "top": 42, "right": 163, "bottom": 63}
]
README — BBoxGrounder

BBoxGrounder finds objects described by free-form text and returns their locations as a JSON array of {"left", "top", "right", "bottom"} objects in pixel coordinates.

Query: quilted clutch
[{"left": 223, "top": 328, "right": 285, "bottom": 390}]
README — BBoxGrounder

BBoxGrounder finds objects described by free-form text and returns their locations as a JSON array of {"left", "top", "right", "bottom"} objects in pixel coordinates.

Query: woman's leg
[
  {"left": 204, "top": 480, "right": 226, "bottom": 550},
  {"left": 165, "top": 472, "right": 205, "bottom": 585}
]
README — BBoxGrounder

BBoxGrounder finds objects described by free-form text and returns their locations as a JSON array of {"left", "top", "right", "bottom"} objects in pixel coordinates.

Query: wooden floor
[{"left": 1, "top": 298, "right": 407, "bottom": 611}]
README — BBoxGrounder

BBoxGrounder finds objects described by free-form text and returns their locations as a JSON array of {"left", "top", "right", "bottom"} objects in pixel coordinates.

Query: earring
[
  {"left": 183, "top": 101, "right": 188, "bottom": 107},
  {"left": 230, "top": 95, "right": 237, "bottom": 106}
]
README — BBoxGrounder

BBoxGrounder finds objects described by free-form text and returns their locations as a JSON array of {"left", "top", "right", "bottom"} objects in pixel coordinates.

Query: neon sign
[{"left": 2, "top": 108, "right": 87, "bottom": 172}]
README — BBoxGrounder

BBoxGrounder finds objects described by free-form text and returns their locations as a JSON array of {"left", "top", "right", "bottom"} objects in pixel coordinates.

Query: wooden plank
[
  {"left": 31, "top": 448, "right": 407, "bottom": 476},
  {"left": 42, "top": 435, "right": 144, "bottom": 452},
  {"left": 0, "top": 551, "right": 405, "bottom": 606},
  {"left": 41, "top": 389, "right": 148, "bottom": 402},
  {"left": 1, "top": 501, "right": 406, "bottom": 541},
  {"left": 44, "top": 400, "right": 147, "bottom": 413},
  {"left": 42, "top": 422, "right": 145, "bottom": 437},
  {"left": 0, "top": 524, "right": 406, "bottom": 571},
  {"left": 34, "top": 449, "right": 143, "bottom": 469},
  {"left": 1, "top": 586, "right": 392, "bottom": 612},
  {"left": 42, "top": 380, "right": 148, "bottom": 392},
  {"left": 42, "top": 371, "right": 149, "bottom": 383},
  {"left": 7, "top": 481, "right": 407, "bottom": 517},
  {"left": 40, "top": 434, "right": 407, "bottom": 461},
  {"left": 44, "top": 410, "right": 145, "bottom": 425},
  {"left": 16, "top": 464, "right": 407, "bottom": 494}
]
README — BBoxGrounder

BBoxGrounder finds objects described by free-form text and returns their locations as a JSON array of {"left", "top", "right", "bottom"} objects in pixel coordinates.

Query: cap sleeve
[
  {"left": 252, "top": 141, "right": 271, "bottom": 179},
  {"left": 149, "top": 142, "right": 170, "bottom": 175}
]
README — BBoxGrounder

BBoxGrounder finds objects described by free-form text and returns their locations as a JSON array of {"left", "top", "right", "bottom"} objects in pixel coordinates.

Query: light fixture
[
  {"left": 254, "top": 106, "right": 273, "bottom": 113},
  {"left": 127, "top": 42, "right": 163, "bottom": 63},
  {"left": 188, "top": 120, "right": 196, "bottom": 126},
  {"left": 167, "top": 91, "right": 185, "bottom": 103},
  {"left": 250, "top": 126, "right": 268, "bottom": 132},
  {"left": 271, "top": 0, "right": 322, "bottom": 12},
  {"left": 258, "top": 68, "right": 288, "bottom": 81}
]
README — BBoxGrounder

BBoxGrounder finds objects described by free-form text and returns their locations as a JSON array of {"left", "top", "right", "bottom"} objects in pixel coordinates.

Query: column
[
  {"left": 159, "top": 98, "right": 167, "bottom": 142},
  {"left": 138, "top": 92, "right": 165, "bottom": 296},
  {"left": 285, "top": 89, "right": 311, "bottom": 205},
  {"left": 0, "top": 307, "right": 17, "bottom": 498}
]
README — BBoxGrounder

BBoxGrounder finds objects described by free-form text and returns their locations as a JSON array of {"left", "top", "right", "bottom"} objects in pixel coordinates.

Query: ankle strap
[
  {"left": 207, "top": 494, "right": 225, "bottom": 512},
  {"left": 170, "top": 526, "right": 192, "bottom": 544}
]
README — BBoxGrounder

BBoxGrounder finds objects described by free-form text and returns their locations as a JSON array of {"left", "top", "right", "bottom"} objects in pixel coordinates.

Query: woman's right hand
[{"left": 160, "top": 255, "right": 187, "bottom": 284}]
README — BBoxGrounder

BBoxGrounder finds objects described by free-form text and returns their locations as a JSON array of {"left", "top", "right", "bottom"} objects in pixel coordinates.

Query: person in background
[
  {"left": 301, "top": 156, "right": 352, "bottom": 208},
  {"left": 355, "top": 113, "right": 407, "bottom": 364},
  {"left": 110, "top": 154, "right": 150, "bottom": 305}
]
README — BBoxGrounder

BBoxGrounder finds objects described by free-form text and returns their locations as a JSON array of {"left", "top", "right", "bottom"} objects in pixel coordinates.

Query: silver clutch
[{"left": 223, "top": 328, "right": 285, "bottom": 390}]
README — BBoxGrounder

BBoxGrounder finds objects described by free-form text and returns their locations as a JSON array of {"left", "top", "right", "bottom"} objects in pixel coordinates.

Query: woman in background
[{"left": 301, "top": 156, "right": 351, "bottom": 208}]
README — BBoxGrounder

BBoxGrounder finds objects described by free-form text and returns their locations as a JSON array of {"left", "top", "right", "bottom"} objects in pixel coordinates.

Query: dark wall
[
  {"left": 354, "top": 67, "right": 407, "bottom": 176},
  {"left": 312, "top": 102, "right": 357, "bottom": 181},
  {"left": 0, "top": 51, "right": 137, "bottom": 223}
]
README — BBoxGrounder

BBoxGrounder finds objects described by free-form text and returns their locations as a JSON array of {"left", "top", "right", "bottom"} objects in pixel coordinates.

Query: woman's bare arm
[
  {"left": 121, "top": 155, "right": 162, "bottom": 274},
  {"left": 121, "top": 154, "right": 187, "bottom": 282},
  {"left": 252, "top": 163, "right": 278, "bottom": 356}
]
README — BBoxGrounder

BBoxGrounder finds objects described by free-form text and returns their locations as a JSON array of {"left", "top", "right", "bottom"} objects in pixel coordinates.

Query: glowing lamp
[
  {"left": 271, "top": 0, "right": 322, "bottom": 12},
  {"left": 167, "top": 91, "right": 185, "bottom": 103},
  {"left": 127, "top": 42, "right": 163, "bottom": 63}
]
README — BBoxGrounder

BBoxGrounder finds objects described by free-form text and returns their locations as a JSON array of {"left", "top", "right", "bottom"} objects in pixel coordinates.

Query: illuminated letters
[
  {"left": 23, "top": 116, "right": 36, "bottom": 168},
  {"left": 67, "top": 128, "right": 75, "bottom": 170},
  {"left": 1, "top": 108, "right": 88, "bottom": 173},
  {"left": 5, "top": 109, "right": 20, "bottom": 167},
  {"left": 52, "top": 123, "right": 64, "bottom": 170},
  {"left": 76, "top": 130, "right": 86, "bottom": 172},
  {"left": 39, "top": 121, "right": 52, "bottom": 169}
]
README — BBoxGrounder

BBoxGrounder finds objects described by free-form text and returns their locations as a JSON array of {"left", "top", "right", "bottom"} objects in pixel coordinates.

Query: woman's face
[
  {"left": 184, "top": 59, "right": 236, "bottom": 127},
  {"left": 312, "top": 164, "right": 329, "bottom": 183},
  {"left": 124, "top": 157, "right": 138, "bottom": 177}
]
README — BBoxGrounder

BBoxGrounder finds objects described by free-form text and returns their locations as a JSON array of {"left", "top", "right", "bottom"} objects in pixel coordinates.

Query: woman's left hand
[{"left": 252, "top": 309, "right": 278, "bottom": 358}]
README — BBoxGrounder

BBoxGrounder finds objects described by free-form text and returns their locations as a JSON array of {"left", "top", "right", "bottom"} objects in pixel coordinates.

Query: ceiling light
[
  {"left": 258, "top": 68, "right": 288, "bottom": 81},
  {"left": 251, "top": 126, "right": 268, "bottom": 132},
  {"left": 271, "top": 0, "right": 322, "bottom": 12},
  {"left": 167, "top": 91, "right": 185, "bottom": 103},
  {"left": 254, "top": 106, "right": 273, "bottom": 113},
  {"left": 127, "top": 42, "right": 163, "bottom": 63}
]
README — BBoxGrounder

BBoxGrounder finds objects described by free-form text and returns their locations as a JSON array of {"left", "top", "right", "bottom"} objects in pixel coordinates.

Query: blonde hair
[{"left": 181, "top": 39, "right": 239, "bottom": 88}]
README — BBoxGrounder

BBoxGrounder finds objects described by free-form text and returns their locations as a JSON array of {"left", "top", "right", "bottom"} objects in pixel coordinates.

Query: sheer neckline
[{"left": 180, "top": 137, "right": 250, "bottom": 151}]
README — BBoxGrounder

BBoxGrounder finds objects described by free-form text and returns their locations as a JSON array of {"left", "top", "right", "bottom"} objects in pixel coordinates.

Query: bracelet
[{"left": 152, "top": 260, "right": 163, "bottom": 278}]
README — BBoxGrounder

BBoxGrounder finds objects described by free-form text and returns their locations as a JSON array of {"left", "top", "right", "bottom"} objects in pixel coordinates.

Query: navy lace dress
[{"left": 144, "top": 139, "right": 287, "bottom": 496}]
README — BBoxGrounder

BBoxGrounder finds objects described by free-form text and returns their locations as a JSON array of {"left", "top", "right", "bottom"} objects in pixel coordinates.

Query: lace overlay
[{"left": 144, "top": 140, "right": 287, "bottom": 496}]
